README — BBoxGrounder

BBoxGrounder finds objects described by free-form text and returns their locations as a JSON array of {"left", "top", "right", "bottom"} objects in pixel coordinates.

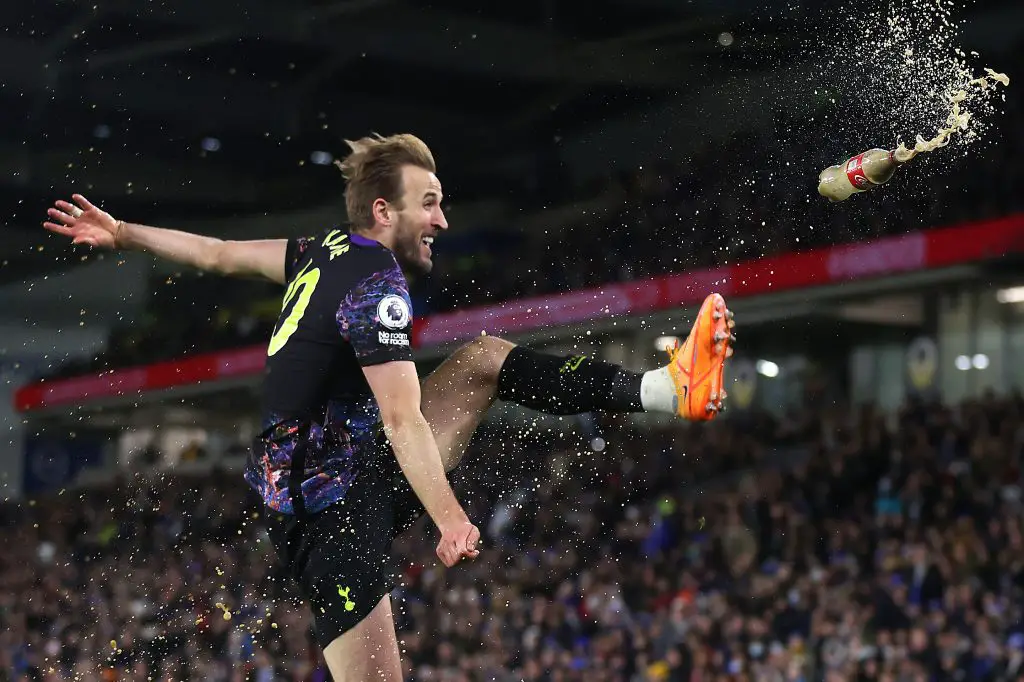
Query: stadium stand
[{"left": 4, "top": 394, "right": 1024, "bottom": 681}]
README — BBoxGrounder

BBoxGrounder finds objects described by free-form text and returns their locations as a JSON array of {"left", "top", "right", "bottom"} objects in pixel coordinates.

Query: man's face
[{"left": 390, "top": 164, "right": 447, "bottom": 275}]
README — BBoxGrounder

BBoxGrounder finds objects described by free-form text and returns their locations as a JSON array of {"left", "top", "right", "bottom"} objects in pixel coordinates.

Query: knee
[{"left": 457, "top": 335, "right": 516, "bottom": 383}]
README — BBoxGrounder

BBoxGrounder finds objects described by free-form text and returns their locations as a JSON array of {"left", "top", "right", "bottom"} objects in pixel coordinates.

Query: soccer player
[{"left": 44, "top": 133, "right": 735, "bottom": 682}]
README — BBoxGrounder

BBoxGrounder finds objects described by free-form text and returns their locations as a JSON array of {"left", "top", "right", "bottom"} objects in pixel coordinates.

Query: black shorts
[{"left": 263, "top": 444, "right": 449, "bottom": 649}]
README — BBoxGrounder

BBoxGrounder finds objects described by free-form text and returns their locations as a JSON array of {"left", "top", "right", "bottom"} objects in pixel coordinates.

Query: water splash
[{"left": 893, "top": 68, "right": 1010, "bottom": 162}]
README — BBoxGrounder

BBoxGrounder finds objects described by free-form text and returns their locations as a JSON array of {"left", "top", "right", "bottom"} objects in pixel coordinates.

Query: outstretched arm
[{"left": 44, "top": 193, "right": 288, "bottom": 285}]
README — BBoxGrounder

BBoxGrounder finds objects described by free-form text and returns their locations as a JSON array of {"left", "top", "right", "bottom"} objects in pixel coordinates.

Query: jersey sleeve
[
  {"left": 284, "top": 236, "right": 315, "bottom": 283},
  {"left": 336, "top": 256, "right": 414, "bottom": 366}
]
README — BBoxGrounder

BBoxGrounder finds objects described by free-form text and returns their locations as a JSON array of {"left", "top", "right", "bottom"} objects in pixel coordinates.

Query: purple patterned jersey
[{"left": 245, "top": 231, "right": 414, "bottom": 515}]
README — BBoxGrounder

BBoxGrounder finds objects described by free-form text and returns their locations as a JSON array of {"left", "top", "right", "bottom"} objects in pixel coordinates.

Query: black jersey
[{"left": 245, "top": 230, "right": 414, "bottom": 515}]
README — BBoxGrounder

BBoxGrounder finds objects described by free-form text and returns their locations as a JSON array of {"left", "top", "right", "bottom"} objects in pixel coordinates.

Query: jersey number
[{"left": 268, "top": 262, "right": 321, "bottom": 356}]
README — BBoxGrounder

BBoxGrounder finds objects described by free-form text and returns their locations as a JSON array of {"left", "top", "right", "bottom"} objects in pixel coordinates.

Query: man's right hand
[
  {"left": 436, "top": 518, "right": 481, "bottom": 567},
  {"left": 44, "top": 194, "right": 120, "bottom": 249}
]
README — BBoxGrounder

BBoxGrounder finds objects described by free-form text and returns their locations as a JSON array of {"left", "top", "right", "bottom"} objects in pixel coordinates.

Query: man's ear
[{"left": 372, "top": 198, "right": 392, "bottom": 227}]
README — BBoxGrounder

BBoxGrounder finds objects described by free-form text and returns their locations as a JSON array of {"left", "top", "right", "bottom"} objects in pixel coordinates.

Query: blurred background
[{"left": 2, "top": 0, "right": 1024, "bottom": 680}]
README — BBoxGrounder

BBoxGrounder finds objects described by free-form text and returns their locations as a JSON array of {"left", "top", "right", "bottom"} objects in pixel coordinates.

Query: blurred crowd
[{"left": 4, "top": 391, "right": 1024, "bottom": 681}]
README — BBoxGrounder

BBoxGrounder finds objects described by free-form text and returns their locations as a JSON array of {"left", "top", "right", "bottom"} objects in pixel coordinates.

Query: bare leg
[
  {"left": 420, "top": 336, "right": 515, "bottom": 471},
  {"left": 419, "top": 326, "right": 731, "bottom": 469},
  {"left": 322, "top": 594, "right": 403, "bottom": 682}
]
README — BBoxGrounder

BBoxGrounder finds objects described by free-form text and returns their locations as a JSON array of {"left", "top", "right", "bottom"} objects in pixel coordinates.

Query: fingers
[
  {"left": 42, "top": 221, "right": 74, "bottom": 236},
  {"left": 48, "top": 206, "right": 78, "bottom": 226},
  {"left": 436, "top": 543, "right": 458, "bottom": 568},
  {"left": 44, "top": 198, "right": 106, "bottom": 248},
  {"left": 437, "top": 540, "right": 466, "bottom": 568},
  {"left": 55, "top": 200, "right": 84, "bottom": 218},
  {"left": 72, "top": 194, "right": 96, "bottom": 212},
  {"left": 453, "top": 547, "right": 479, "bottom": 563},
  {"left": 458, "top": 524, "right": 481, "bottom": 561},
  {"left": 436, "top": 524, "right": 482, "bottom": 567}
]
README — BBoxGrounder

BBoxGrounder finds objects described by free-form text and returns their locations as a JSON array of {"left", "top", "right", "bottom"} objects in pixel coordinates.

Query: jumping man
[{"left": 44, "top": 132, "right": 735, "bottom": 682}]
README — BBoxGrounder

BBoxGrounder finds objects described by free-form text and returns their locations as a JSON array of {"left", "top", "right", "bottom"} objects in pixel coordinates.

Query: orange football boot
[{"left": 666, "top": 293, "right": 735, "bottom": 420}]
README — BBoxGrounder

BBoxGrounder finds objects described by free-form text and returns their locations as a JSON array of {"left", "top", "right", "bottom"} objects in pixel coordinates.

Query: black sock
[{"left": 496, "top": 346, "right": 644, "bottom": 415}]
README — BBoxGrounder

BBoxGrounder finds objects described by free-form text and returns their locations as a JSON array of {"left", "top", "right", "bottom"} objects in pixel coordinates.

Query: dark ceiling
[
  {"left": 1, "top": 0, "right": 1019, "bottom": 283},
  {"left": 0, "top": 0, "right": 781, "bottom": 280},
  {"left": 1, "top": 0, "right": 771, "bottom": 200}
]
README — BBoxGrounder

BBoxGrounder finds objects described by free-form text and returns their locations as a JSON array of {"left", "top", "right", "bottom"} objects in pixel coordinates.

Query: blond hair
[{"left": 336, "top": 133, "right": 437, "bottom": 230}]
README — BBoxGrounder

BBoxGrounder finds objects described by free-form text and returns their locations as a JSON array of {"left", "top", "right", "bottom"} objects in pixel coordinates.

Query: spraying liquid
[
  {"left": 892, "top": 68, "right": 1010, "bottom": 162},
  {"left": 818, "top": 67, "right": 1009, "bottom": 201}
]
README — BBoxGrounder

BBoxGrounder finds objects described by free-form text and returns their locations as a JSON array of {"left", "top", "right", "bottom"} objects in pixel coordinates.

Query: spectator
[{"left": 4, "top": 393, "right": 1024, "bottom": 681}]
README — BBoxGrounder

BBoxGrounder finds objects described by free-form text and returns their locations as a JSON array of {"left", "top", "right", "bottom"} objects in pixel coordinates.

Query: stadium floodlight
[
  {"left": 996, "top": 287, "right": 1024, "bottom": 304},
  {"left": 654, "top": 336, "right": 680, "bottom": 352},
  {"left": 310, "top": 151, "right": 334, "bottom": 165},
  {"left": 756, "top": 359, "right": 779, "bottom": 378}
]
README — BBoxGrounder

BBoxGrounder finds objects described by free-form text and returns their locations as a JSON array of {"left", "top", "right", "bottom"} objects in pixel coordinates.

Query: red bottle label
[{"left": 845, "top": 153, "right": 871, "bottom": 189}]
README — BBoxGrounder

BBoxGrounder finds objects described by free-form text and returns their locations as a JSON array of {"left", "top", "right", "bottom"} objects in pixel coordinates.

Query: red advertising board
[{"left": 15, "top": 214, "right": 1024, "bottom": 412}]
